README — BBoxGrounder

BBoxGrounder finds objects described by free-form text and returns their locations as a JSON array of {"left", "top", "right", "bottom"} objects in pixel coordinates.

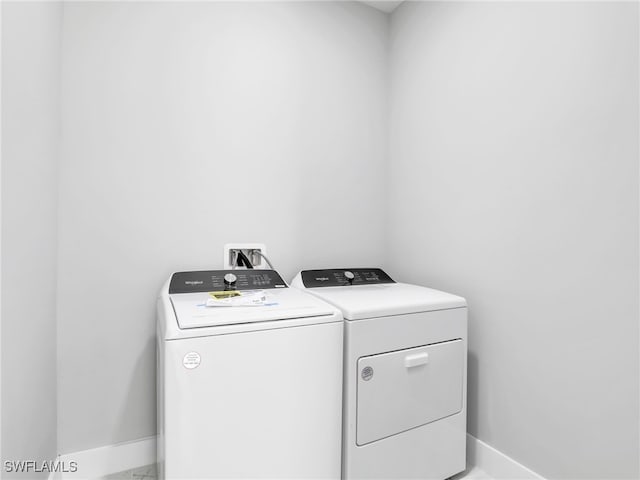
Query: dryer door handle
[{"left": 404, "top": 352, "right": 429, "bottom": 368}]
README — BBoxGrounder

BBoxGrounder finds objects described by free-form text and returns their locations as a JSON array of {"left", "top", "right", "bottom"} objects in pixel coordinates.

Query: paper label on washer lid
[{"left": 183, "top": 351, "right": 201, "bottom": 369}]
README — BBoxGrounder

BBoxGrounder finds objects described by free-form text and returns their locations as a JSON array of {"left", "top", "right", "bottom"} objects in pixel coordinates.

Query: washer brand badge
[
  {"left": 185, "top": 280, "right": 203, "bottom": 286},
  {"left": 361, "top": 366, "right": 374, "bottom": 381},
  {"left": 315, "top": 277, "right": 329, "bottom": 282},
  {"left": 183, "top": 351, "right": 201, "bottom": 369}
]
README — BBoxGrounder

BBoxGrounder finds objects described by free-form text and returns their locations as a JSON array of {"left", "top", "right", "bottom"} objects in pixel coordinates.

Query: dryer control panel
[
  {"left": 300, "top": 268, "right": 395, "bottom": 288},
  {"left": 169, "top": 270, "right": 288, "bottom": 293}
]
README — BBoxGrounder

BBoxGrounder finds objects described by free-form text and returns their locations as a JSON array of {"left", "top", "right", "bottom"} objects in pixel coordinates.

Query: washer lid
[
  {"left": 305, "top": 283, "right": 466, "bottom": 320},
  {"left": 171, "top": 288, "right": 337, "bottom": 329}
]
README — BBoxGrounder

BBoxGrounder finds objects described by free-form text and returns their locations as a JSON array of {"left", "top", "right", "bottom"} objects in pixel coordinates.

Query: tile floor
[
  {"left": 101, "top": 464, "right": 156, "bottom": 480},
  {"left": 102, "top": 464, "right": 492, "bottom": 480},
  {"left": 453, "top": 466, "right": 493, "bottom": 479}
]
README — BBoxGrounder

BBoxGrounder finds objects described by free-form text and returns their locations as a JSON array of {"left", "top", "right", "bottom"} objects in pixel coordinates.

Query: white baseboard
[
  {"left": 466, "top": 434, "right": 545, "bottom": 480},
  {"left": 51, "top": 433, "right": 543, "bottom": 480},
  {"left": 50, "top": 436, "right": 157, "bottom": 480}
]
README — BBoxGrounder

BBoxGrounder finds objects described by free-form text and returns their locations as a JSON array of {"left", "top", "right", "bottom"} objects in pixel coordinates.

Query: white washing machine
[
  {"left": 291, "top": 268, "right": 467, "bottom": 480},
  {"left": 157, "top": 269, "right": 344, "bottom": 479}
]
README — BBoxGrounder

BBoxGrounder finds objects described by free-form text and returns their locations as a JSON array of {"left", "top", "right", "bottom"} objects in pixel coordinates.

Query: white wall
[
  {"left": 1, "top": 1, "right": 61, "bottom": 475},
  {"left": 389, "top": 2, "right": 639, "bottom": 479},
  {"left": 6, "top": 4, "right": 637, "bottom": 478},
  {"left": 58, "top": 1, "right": 388, "bottom": 453}
]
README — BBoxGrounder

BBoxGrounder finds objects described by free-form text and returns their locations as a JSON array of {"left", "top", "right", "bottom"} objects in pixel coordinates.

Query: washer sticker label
[
  {"left": 361, "top": 366, "right": 374, "bottom": 381},
  {"left": 183, "top": 352, "right": 201, "bottom": 369}
]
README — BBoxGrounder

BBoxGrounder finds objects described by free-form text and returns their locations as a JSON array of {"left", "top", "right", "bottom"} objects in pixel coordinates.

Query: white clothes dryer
[
  {"left": 291, "top": 268, "right": 467, "bottom": 480},
  {"left": 157, "top": 269, "right": 344, "bottom": 479}
]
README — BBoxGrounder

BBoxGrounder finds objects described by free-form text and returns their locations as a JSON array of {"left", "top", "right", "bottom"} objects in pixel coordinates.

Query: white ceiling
[{"left": 360, "top": 1, "right": 405, "bottom": 13}]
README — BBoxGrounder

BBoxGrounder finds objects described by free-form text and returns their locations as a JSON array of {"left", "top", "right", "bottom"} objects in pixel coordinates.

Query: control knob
[
  {"left": 224, "top": 273, "right": 237, "bottom": 289},
  {"left": 344, "top": 270, "right": 355, "bottom": 285}
]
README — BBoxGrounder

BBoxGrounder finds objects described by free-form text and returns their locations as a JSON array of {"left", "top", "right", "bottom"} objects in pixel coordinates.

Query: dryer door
[{"left": 356, "top": 339, "right": 464, "bottom": 445}]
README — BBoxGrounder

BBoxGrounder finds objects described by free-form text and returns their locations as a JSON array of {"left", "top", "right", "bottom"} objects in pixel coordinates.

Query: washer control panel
[
  {"left": 169, "top": 270, "right": 288, "bottom": 294},
  {"left": 300, "top": 268, "right": 395, "bottom": 288}
]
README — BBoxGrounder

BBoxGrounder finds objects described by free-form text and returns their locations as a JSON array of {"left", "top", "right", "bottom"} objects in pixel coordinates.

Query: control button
[
  {"left": 344, "top": 271, "right": 355, "bottom": 284},
  {"left": 224, "top": 273, "right": 237, "bottom": 288}
]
